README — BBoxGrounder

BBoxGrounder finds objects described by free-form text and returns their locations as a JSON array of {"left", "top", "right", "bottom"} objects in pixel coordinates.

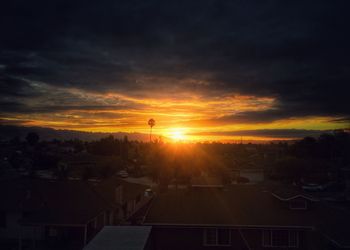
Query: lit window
[
  {"left": 204, "top": 228, "right": 231, "bottom": 246},
  {"left": 262, "top": 230, "right": 299, "bottom": 247}
]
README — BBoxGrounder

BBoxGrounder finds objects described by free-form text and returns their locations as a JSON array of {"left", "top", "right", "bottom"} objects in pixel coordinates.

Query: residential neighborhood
[
  {"left": 0, "top": 129, "right": 349, "bottom": 249},
  {"left": 2, "top": 0, "right": 350, "bottom": 249}
]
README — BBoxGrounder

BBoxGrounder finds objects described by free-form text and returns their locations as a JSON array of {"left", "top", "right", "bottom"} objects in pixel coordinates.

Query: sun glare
[{"left": 168, "top": 128, "right": 187, "bottom": 141}]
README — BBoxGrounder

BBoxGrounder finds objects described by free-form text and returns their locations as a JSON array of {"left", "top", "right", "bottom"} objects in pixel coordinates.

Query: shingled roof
[
  {"left": 0, "top": 178, "right": 111, "bottom": 225},
  {"left": 143, "top": 184, "right": 350, "bottom": 247}
]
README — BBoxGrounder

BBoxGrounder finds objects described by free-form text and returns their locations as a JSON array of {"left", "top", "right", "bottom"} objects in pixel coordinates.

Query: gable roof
[
  {"left": 143, "top": 185, "right": 350, "bottom": 246},
  {"left": 0, "top": 178, "right": 110, "bottom": 225},
  {"left": 270, "top": 187, "right": 319, "bottom": 202},
  {"left": 144, "top": 185, "right": 316, "bottom": 227}
]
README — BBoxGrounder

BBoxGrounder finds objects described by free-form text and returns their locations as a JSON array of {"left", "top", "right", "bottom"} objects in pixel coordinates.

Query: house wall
[
  {"left": 240, "top": 228, "right": 307, "bottom": 250},
  {"left": 96, "top": 212, "right": 105, "bottom": 230},
  {"left": 43, "top": 225, "right": 86, "bottom": 249},
  {"left": 126, "top": 200, "right": 135, "bottom": 218},
  {"left": 239, "top": 170, "right": 265, "bottom": 183},
  {"left": 124, "top": 195, "right": 152, "bottom": 220},
  {"left": 149, "top": 226, "right": 309, "bottom": 250},
  {"left": 276, "top": 197, "right": 317, "bottom": 211},
  {"left": 136, "top": 195, "right": 152, "bottom": 211},
  {"left": 0, "top": 212, "right": 43, "bottom": 240},
  {"left": 149, "top": 227, "right": 245, "bottom": 250},
  {"left": 113, "top": 208, "right": 123, "bottom": 224}
]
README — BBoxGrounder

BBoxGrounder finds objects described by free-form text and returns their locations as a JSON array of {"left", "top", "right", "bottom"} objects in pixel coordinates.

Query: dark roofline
[
  {"left": 143, "top": 187, "right": 348, "bottom": 246},
  {"left": 142, "top": 193, "right": 315, "bottom": 229},
  {"left": 270, "top": 192, "right": 319, "bottom": 202},
  {"left": 20, "top": 209, "right": 107, "bottom": 226},
  {"left": 20, "top": 222, "right": 87, "bottom": 227},
  {"left": 142, "top": 222, "right": 314, "bottom": 230},
  {"left": 191, "top": 184, "right": 224, "bottom": 188}
]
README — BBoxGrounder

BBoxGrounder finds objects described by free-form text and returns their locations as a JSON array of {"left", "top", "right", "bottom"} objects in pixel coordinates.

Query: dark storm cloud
[
  {"left": 0, "top": 75, "right": 39, "bottom": 97},
  {"left": 0, "top": 101, "right": 129, "bottom": 114},
  {"left": 191, "top": 129, "right": 340, "bottom": 139},
  {"left": 216, "top": 100, "right": 350, "bottom": 125},
  {"left": 1, "top": 0, "right": 350, "bottom": 123},
  {"left": 0, "top": 101, "right": 28, "bottom": 113},
  {"left": 0, "top": 118, "right": 31, "bottom": 126}
]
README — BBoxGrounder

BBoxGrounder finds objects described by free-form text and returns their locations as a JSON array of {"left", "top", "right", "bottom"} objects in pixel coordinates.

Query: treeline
[
  {"left": 290, "top": 131, "right": 350, "bottom": 161},
  {"left": 87, "top": 135, "right": 129, "bottom": 159},
  {"left": 3, "top": 130, "right": 349, "bottom": 184}
]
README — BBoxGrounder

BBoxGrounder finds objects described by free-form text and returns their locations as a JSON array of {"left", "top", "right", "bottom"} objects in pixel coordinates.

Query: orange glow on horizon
[
  {"left": 166, "top": 128, "right": 188, "bottom": 142},
  {"left": 1, "top": 84, "right": 349, "bottom": 141}
]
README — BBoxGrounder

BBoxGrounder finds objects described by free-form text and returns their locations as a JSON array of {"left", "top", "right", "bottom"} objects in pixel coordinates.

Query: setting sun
[{"left": 168, "top": 128, "right": 187, "bottom": 141}]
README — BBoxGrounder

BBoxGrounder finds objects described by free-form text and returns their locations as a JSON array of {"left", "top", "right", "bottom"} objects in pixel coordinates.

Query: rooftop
[
  {"left": 143, "top": 184, "right": 350, "bottom": 247},
  {"left": 83, "top": 226, "right": 152, "bottom": 250},
  {"left": 0, "top": 178, "right": 110, "bottom": 225},
  {"left": 93, "top": 175, "right": 150, "bottom": 205}
]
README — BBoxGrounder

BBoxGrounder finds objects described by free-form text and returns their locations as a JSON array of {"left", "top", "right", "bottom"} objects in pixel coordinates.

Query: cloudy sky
[{"left": 0, "top": 0, "right": 349, "bottom": 141}]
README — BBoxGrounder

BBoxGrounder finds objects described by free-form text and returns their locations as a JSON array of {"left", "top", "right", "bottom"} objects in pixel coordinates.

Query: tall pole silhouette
[{"left": 148, "top": 118, "right": 155, "bottom": 142}]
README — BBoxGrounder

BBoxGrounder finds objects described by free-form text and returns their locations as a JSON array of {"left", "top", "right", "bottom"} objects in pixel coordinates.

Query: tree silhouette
[
  {"left": 148, "top": 118, "right": 155, "bottom": 142},
  {"left": 26, "top": 132, "right": 39, "bottom": 146},
  {"left": 56, "top": 161, "right": 70, "bottom": 180}
]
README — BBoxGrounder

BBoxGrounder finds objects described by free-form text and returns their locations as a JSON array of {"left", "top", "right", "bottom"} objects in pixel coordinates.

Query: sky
[{"left": 0, "top": 0, "right": 349, "bottom": 142}]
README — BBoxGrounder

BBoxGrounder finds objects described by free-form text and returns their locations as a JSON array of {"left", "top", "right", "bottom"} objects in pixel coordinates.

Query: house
[
  {"left": 142, "top": 185, "right": 350, "bottom": 250},
  {"left": 92, "top": 175, "right": 153, "bottom": 224},
  {"left": 270, "top": 186, "right": 319, "bottom": 210},
  {"left": 191, "top": 175, "right": 224, "bottom": 189},
  {"left": 231, "top": 168, "right": 265, "bottom": 183},
  {"left": 0, "top": 179, "right": 111, "bottom": 249},
  {"left": 0, "top": 158, "right": 19, "bottom": 181}
]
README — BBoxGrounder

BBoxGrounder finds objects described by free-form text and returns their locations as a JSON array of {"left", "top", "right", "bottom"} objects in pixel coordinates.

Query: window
[
  {"left": 272, "top": 230, "right": 289, "bottom": 246},
  {"left": 218, "top": 229, "right": 231, "bottom": 245},
  {"left": 262, "top": 230, "right": 299, "bottom": 247},
  {"left": 204, "top": 228, "right": 231, "bottom": 246},
  {"left": 289, "top": 200, "right": 307, "bottom": 210},
  {"left": 289, "top": 231, "right": 298, "bottom": 246},
  {"left": 205, "top": 228, "right": 217, "bottom": 245},
  {"left": 262, "top": 230, "right": 271, "bottom": 246}
]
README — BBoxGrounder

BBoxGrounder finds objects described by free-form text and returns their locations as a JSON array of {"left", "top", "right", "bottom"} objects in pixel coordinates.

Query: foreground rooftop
[
  {"left": 83, "top": 226, "right": 152, "bottom": 250},
  {"left": 143, "top": 184, "right": 350, "bottom": 247}
]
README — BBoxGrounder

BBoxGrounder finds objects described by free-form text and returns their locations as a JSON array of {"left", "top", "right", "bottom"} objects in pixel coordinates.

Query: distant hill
[{"left": 0, "top": 125, "right": 153, "bottom": 142}]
